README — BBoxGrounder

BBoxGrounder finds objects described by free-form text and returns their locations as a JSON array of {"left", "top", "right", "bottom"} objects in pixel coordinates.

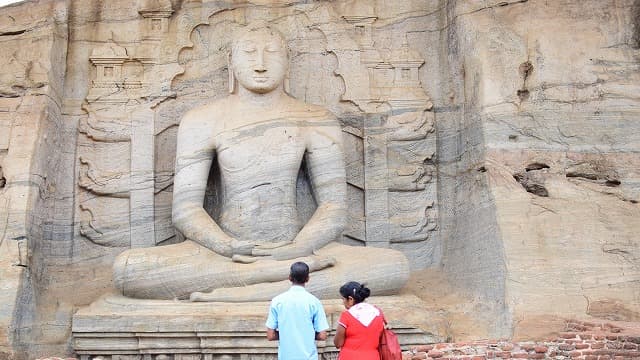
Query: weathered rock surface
[{"left": 438, "top": 0, "right": 640, "bottom": 340}]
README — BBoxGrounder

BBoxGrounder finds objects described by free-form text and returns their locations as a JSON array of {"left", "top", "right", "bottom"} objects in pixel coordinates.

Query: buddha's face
[{"left": 231, "top": 29, "right": 288, "bottom": 94}]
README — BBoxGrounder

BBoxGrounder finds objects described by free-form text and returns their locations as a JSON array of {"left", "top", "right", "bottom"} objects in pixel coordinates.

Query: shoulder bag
[{"left": 379, "top": 310, "right": 402, "bottom": 360}]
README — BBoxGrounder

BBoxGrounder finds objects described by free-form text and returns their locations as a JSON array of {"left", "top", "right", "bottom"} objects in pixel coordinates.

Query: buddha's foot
[
  {"left": 232, "top": 254, "right": 258, "bottom": 263},
  {"left": 189, "top": 291, "right": 216, "bottom": 302},
  {"left": 188, "top": 255, "right": 336, "bottom": 302},
  {"left": 308, "top": 254, "right": 336, "bottom": 272}
]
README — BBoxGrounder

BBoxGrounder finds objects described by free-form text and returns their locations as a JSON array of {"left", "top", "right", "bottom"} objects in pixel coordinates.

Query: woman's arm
[{"left": 333, "top": 324, "right": 346, "bottom": 348}]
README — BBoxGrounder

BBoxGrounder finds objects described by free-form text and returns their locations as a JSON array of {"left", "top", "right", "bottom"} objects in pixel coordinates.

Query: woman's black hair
[{"left": 339, "top": 281, "right": 371, "bottom": 304}]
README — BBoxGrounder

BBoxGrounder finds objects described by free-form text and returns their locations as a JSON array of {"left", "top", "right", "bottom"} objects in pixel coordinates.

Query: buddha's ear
[
  {"left": 283, "top": 42, "right": 291, "bottom": 95},
  {"left": 228, "top": 52, "right": 236, "bottom": 94},
  {"left": 283, "top": 70, "right": 290, "bottom": 95}
]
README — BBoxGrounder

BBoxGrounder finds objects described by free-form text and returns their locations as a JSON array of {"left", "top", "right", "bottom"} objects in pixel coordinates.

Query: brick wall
[{"left": 405, "top": 320, "right": 640, "bottom": 360}]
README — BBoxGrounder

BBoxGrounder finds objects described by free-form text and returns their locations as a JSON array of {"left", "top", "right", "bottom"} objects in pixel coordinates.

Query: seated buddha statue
[{"left": 112, "top": 23, "right": 409, "bottom": 302}]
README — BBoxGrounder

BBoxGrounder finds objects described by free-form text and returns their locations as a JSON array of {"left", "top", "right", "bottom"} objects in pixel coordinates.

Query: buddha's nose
[{"left": 254, "top": 52, "right": 266, "bottom": 72}]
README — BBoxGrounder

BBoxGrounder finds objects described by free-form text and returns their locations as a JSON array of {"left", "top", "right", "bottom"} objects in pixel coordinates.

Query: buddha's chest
[{"left": 215, "top": 123, "right": 305, "bottom": 175}]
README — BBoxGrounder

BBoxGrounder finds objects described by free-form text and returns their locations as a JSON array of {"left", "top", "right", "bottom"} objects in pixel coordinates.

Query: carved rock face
[{"left": 230, "top": 28, "right": 288, "bottom": 94}]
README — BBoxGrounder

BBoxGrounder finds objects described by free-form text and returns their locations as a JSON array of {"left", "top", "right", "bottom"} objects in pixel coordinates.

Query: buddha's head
[{"left": 229, "top": 23, "right": 288, "bottom": 94}]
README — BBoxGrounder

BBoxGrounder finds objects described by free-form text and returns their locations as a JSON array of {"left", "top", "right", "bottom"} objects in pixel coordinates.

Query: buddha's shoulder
[
  {"left": 286, "top": 97, "right": 336, "bottom": 120},
  {"left": 179, "top": 98, "right": 233, "bottom": 125}
]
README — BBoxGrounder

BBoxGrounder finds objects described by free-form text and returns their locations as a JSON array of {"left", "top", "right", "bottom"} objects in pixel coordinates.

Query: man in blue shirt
[{"left": 266, "top": 262, "right": 330, "bottom": 360}]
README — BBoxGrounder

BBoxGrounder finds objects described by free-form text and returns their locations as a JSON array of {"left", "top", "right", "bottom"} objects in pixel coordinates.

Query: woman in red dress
[{"left": 333, "top": 281, "right": 385, "bottom": 360}]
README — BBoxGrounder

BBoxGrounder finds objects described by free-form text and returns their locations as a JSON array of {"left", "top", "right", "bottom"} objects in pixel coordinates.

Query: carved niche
[
  {"left": 76, "top": 0, "right": 180, "bottom": 249},
  {"left": 321, "top": 1, "right": 438, "bottom": 249},
  {"left": 73, "top": 0, "right": 438, "bottom": 264}
]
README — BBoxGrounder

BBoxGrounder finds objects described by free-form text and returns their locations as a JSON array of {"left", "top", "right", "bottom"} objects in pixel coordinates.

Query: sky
[{"left": 0, "top": 0, "right": 22, "bottom": 7}]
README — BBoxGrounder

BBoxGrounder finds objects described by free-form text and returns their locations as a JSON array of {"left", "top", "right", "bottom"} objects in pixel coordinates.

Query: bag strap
[{"left": 376, "top": 305, "right": 389, "bottom": 327}]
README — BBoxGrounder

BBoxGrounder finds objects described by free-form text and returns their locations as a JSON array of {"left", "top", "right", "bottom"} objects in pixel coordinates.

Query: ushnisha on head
[
  {"left": 228, "top": 22, "right": 289, "bottom": 94},
  {"left": 289, "top": 261, "right": 310, "bottom": 285},
  {"left": 339, "top": 281, "right": 371, "bottom": 308}
]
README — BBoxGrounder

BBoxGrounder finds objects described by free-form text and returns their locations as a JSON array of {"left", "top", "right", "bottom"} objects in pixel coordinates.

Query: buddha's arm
[
  {"left": 255, "top": 118, "right": 347, "bottom": 260},
  {"left": 171, "top": 114, "right": 247, "bottom": 258}
]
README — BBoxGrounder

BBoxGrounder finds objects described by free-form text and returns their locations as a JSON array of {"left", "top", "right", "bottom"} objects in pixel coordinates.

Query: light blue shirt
[{"left": 266, "top": 285, "right": 329, "bottom": 360}]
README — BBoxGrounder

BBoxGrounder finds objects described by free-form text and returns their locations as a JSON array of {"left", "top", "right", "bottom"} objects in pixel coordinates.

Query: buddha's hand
[
  {"left": 230, "top": 239, "right": 255, "bottom": 256},
  {"left": 254, "top": 243, "right": 312, "bottom": 261},
  {"left": 251, "top": 240, "right": 292, "bottom": 256}
]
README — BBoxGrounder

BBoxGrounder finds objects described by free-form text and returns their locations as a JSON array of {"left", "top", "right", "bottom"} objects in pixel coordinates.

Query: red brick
[
  {"left": 606, "top": 335, "right": 619, "bottom": 341},
  {"left": 569, "top": 351, "right": 582, "bottom": 358},
  {"left": 598, "top": 355, "right": 611, "bottom": 360},
  {"left": 585, "top": 356, "right": 598, "bottom": 360},
  {"left": 412, "top": 354, "right": 427, "bottom": 360},
  {"left": 471, "top": 357, "right": 486, "bottom": 360},
  {"left": 511, "top": 353, "right": 529, "bottom": 358},
  {"left": 610, "top": 328, "right": 622, "bottom": 333},
  {"left": 594, "top": 335, "right": 606, "bottom": 341},
  {"left": 415, "top": 345, "right": 434, "bottom": 352},
  {"left": 576, "top": 343, "right": 590, "bottom": 350},
  {"left": 520, "top": 343, "right": 535, "bottom": 351},
  {"left": 593, "top": 350, "right": 613, "bottom": 356},
  {"left": 500, "top": 344, "right": 513, "bottom": 351},
  {"left": 628, "top": 337, "right": 640, "bottom": 344},
  {"left": 529, "top": 353, "right": 546, "bottom": 359},
  {"left": 561, "top": 332, "right": 578, "bottom": 339},
  {"left": 496, "top": 351, "right": 510, "bottom": 358},
  {"left": 624, "top": 343, "right": 638, "bottom": 350},
  {"left": 534, "top": 346, "right": 548, "bottom": 353},
  {"left": 435, "top": 344, "right": 449, "bottom": 350},
  {"left": 591, "top": 342, "right": 605, "bottom": 349},
  {"left": 428, "top": 350, "right": 444, "bottom": 358},
  {"left": 485, "top": 351, "right": 495, "bottom": 358}
]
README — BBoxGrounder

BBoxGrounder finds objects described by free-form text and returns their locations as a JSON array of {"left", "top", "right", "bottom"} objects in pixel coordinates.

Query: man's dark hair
[{"left": 289, "top": 262, "right": 310, "bottom": 284}]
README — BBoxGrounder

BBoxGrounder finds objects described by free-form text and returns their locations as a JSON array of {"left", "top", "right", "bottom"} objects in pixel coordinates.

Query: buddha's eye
[
  {"left": 240, "top": 42, "right": 257, "bottom": 53},
  {"left": 265, "top": 42, "right": 282, "bottom": 53}
]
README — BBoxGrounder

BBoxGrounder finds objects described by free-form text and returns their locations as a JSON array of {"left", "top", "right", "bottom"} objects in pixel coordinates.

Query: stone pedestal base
[{"left": 72, "top": 293, "right": 444, "bottom": 360}]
